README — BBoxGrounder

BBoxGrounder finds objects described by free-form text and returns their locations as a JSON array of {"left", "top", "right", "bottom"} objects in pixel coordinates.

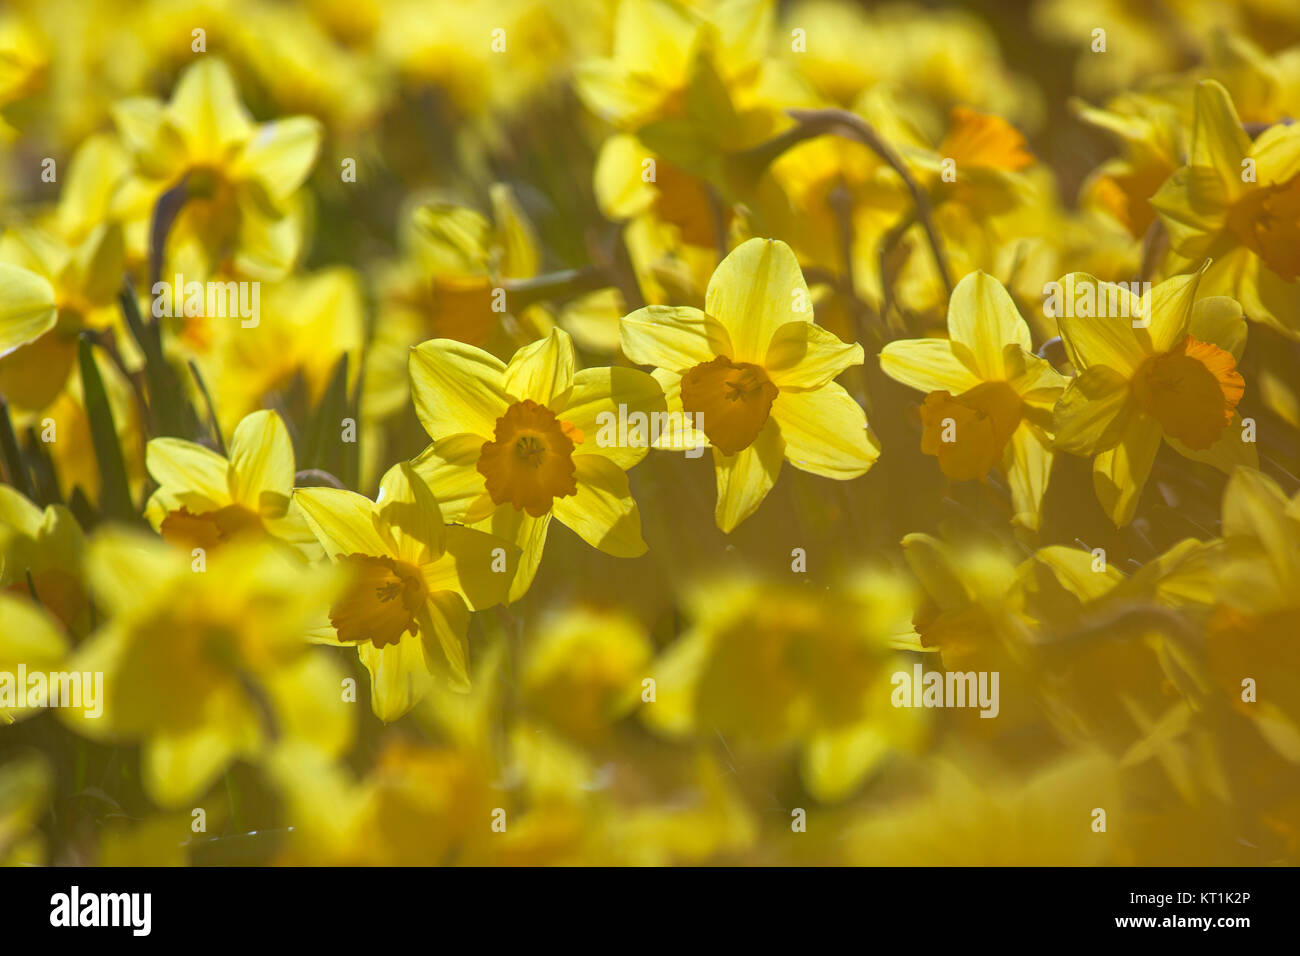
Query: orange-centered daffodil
[
  {"left": 881, "top": 271, "right": 1066, "bottom": 529},
  {"left": 620, "top": 237, "right": 879, "bottom": 532},
  {"left": 1051, "top": 269, "right": 1256, "bottom": 527},
  {"left": 409, "top": 327, "right": 665, "bottom": 601}
]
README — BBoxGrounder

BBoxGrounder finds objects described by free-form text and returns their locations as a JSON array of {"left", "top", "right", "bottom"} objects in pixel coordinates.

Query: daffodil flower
[
  {"left": 1050, "top": 270, "right": 1256, "bottom": 527},
  {"left": 294, "top": 462, "right": 516, "bottom": 720},
  {"left": 1205, "top": 467, "right": 1300, "bottom": 761},
  {"left": 642, "top": 573, "right": 923, "bottom": 803},
  {"left": 409, "top": 326, "right": 664, "bottom": 600},
  {"left": 0, "top": 485, "right": 87, "bottom": 633},
  {"left": 144, "top": 409, "right": 315, "bottom": 554},
  {"left": 111, "top": 57, "right": 322, "bottom": 281},
  {"left": 1151, "top": 80, "right": 1300, "bottom": 339},
  {"left": 620, "top": 237, "right": 879, "bottom": 532},
  {"left": 64, "top": 529, "right": 352, "bottom": 808},
  {"left": 880, "top": 271, "right": 1066, "bottom": 530}
]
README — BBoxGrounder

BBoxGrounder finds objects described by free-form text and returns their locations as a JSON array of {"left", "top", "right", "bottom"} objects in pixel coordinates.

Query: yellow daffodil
[
  {"left": 0, "top": 752, "right": 50, "bottom": 865},
  {"left": 0, "top": 593, "right": 69, "bottom": 724},
  {"left": 65, "top": 528, "right": 352, "bottom": 807},
  {"left": 144, "top": 408, "right": 315, "bottom": 555},
  {"left": 881, "top": 270, "right": 1066, "bottom": 530},
  {"left": 0, "top": 261, "right": 57, "bottom": 385},
  {"left": 620, "top": 237, "right": 878, "bottom": 532},
  {"left": 410, "top": 326, "right": 663, "bottom": 600},
  {"left": 364, "top": 185, "right": 545, "bottom": 426},
  {"left": 111, "top": 57, "right": 321, "bottom": 281},
  {"left": 1050, "top": 270, "right": 1256, "bottom": 527},
  {"left": 520, "top": 605, "right": 652, "bottom": 745},
  {"left": 643, "top": 572, "right": 924, "bottom": 802},
  {"left": 1151, "top": 80, "right": 1300, "bottom": 339},
  {"left": 0, "top": 485, "right": 87, "bottom": 633},
  {"left": 1205, "top": 466, "right": 1300, "bottom": 761},
  {"left": 294, "top": 462, "right": 516, "bottom": 720}
]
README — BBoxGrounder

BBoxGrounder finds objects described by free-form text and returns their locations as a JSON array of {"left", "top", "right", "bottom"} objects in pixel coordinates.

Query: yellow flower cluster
[{"left": 2, "top": 0, "right": 1300, "bottom": 866}]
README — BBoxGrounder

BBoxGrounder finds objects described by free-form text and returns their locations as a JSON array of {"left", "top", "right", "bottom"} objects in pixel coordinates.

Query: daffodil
[
  {"left": 620, "top": 237, "right": 878, "bottom": 532},
  {"left": 111, "top": 57, "right": 321, "bottom": 281},
  {"left": 643, "top": 572, "right": 924, "bottom": 802},
  {"left": 0, "top": 752, "right": 50, "bottom": 865},
  {"left": 64, "top": 529, "right": 352, "bottom": 807},
  {"left": 364, "top": 185, "right": 545, "bottom": 426},
  {"left": 880, "top": 270, "right": 1066, "bottom": 530},
  {"left": 520, "top": 605, "right": 652, "bottom": 745},
  {"left": 1151, "top": 80, "right": 1300, "bottom": 339},
  {"left": 294, "top": 461, "right": 516, "bottom": 720},
  {"left": 410, "top": 326, "right": 663, "bottom": 600},
  {"left": 0, "top": 593, "right": 69, "bottom": 724},
  {"left": 1205, "top": 466, "right": 1300, "bottom": 762},
  {"left": 0, "top": 484, "right": 87, "bottom": 633},
  {"left": 1050, "top": 270, "right": 1256, "bottom": 527},
  {"left": 143, "top": 408, "right": 315, "bottom": 555}
]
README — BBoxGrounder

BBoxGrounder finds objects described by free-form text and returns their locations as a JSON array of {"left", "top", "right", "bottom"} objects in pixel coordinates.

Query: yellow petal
[
  {"left": 1165, "top": 413, "right": 1258, "bottom": 475},
  {"left": 764, "top": 320, "right": 864, "bottom": 389},
  {"left": 1054, "top": 273, "right": 1152, "bottom": 376},
  {"left": 235, "top": 116, "right": 323, "bottom": 202},
  {"left": 357, "top": 630, "right": 436, "bottom": 722},
  {"left": 706, "top": 238, "right": 809, "bottom": 364},
  {"left": 504, "top": 327, "right": 575, "bottom": 406},
  {"left": 168, "top": 58, "right": 254, "bottom": 161},
  {"left": 556, "top": 366, "right": 668, "bottom": 469},
  {"left": 1004, "top": 424, "right": 1054, "bottom": 532},
  {"left": 490, "top": 183, "right": 540, "bottom": 280},
  {"left": 1190, "top": 80, "right": 1251, "bottom": 200},
  {"left": 879, "top": 338, "right": 982, "bottom": 394},
  {"left": 416, "top": 593, "right": 472, "bottom": 691},
  {"left": 1093, "top": 414, "right": 1162, "bottom": 527},
  {"left": 228, "top": 409, "right": 295, "bottom": 513},
  {"left": 552, "top": 455, "right": 647, "bottom": 557},
  {"left": 0, "top": 263, "right": 56, "bottom": 359},
  {"left": 771, "top": 383, "right": 879, "bottom": 479},
  {"left": 144, "top": 722, "right": 244, "bottom": 808},
  {"left": 713, "top": 417, "right": 784, "bottom": 532},
  {"left": 409, "top": 339, "right": 511, "bottom": 441},
  {"left": 422, "top": 526, "right": 515, "bottom": 610},
  {"left": 294, "top": 487, "right": 388, "bottom": 557},
  {"left": 1146, "top": 271, "right": 1202, "bottom": 354},
  {"left": 945, "top": 270, "right": 1032, "bottom": 379},
  {"left": 409, "top": 435, "right": 490, "bottom": 521},
  {"left": 487, "top": 507, "right": 553, "bottom": 603},
  {"left": 376, "top": 461, "right": 444, "bottom": 564},
  {"left": 1188, "top": 295, "right": 1247, "bottom": 360},
  {"left": 620, "top": 304, "right": 730, "bottom": 373},
  {"left": 146, "top": 436, "right": 231, "bottom": 506},
  {"left": 1052, "top": 365, "right": 1133, "bottom": 455}
]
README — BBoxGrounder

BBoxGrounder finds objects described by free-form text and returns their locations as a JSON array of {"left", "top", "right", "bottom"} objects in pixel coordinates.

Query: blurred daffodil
[
  {"left": 111, "top": 57, "right": 321, "bottom": 281},
  {"left": 144, "top": 409, "right": 315, "bottom": 555},
  {"left": 65, "top": 529, "right": 351, "bottom": 807},
  {"left": 1152, "top": 80, "right": 1300, "bottom": 339}
]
